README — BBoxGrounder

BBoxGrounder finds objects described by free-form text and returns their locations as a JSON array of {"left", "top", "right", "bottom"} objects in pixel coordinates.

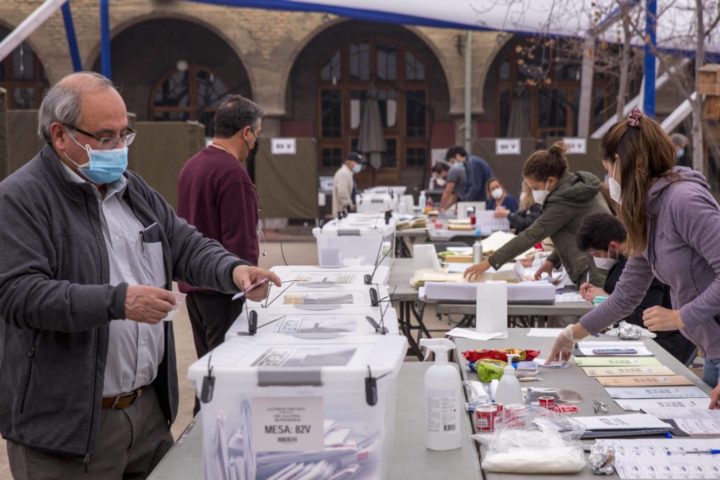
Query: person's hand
[
  {"left": 232, "top": 265, "right": 282, "bottom": 301},
  {"left": 533, "top": 260, "right": 555, "bottom": 280},
  {"left": 709, "top": 384, "right": 720, "bottom": 409},
  {"left": 494, "top": 207, "right": 509, "bottom": 219},
  {"left": 643, "top": 306, "right": 684, "bottom": 332},
  {"left": 124, "top": 285, "right": 177, "bottom": 324},
  {"left": 464, "top": 260, "right": 491, "bottom": 281},
  {"left": 547, "top": 324, "right": 589, "bottom": 362},
  {"left": 579, "top": 283, "right": 607, "bottom": 302}
]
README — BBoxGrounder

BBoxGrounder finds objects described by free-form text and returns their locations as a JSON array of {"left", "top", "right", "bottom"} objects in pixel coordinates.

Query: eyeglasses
[{"left": 64, "top": 123, "right": 137, "bottom": 149}]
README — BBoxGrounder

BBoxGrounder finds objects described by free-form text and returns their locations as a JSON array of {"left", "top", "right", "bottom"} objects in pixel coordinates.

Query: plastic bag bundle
[{"left": 474, "top": 407, "right": 587, "bottom": 474}]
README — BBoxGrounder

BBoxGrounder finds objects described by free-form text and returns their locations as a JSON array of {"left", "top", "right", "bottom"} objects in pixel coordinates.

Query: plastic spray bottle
[
  {"left": 494, "top": 353, "right": 523, "bottom": 405},
  {"left": 420, "top": 338, "right": 462, "bottom": 451},
  {"left": 418, "top": 191, "right": 427, "bottom": 210}
]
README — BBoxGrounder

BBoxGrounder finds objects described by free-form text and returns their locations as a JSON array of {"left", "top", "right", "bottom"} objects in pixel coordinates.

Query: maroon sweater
[{"left": 177, "top": 146, "right": 259, "bottom": 293}]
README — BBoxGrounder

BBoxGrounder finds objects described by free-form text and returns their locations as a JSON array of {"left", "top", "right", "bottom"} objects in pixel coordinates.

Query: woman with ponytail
[
  {"left": 548, "top": 108, "right": 720, "bottom": 408},
  {"left": 465, "top": 141, "right": 610, "bottom": 286}
]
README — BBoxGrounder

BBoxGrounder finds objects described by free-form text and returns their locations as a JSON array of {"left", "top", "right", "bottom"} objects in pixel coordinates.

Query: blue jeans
[{"left": 703, "top": 358, "right": 720, "bottom": 388}]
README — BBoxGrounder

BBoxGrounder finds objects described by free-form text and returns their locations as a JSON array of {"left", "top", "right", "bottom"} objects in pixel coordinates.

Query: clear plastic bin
[
  {"left": 312, "top": 224, "right": 394, "bottom": 268},
  {"left": 188, "top": 335, "right": 407, "bottom": 480}
]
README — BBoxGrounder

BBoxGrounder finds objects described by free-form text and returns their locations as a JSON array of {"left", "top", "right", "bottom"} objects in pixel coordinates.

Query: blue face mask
[{"left": 66, "top": 131, "right": 128, "bottom": 184}]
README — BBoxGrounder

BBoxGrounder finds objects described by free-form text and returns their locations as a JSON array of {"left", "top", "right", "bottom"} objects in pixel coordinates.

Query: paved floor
[{"left": 0, "top": 239, "right": 459, "bottom": 479}]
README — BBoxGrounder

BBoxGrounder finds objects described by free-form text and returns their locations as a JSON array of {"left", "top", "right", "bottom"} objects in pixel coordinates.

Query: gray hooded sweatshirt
[{"left": 581, "top": 167, "right": 720, "bottom": 359}]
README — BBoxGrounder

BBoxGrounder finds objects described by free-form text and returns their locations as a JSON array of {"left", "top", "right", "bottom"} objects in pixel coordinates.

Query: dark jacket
[
  {"left": 605, "top": 256, "right": 696, "bottom": 363},
  {"left": 488, "top": 171, "right": 610, "bottom": 286},
  {"left": 0, "top": 146, "right": 244, "bottom": 458},
  {"left": 507, "top": 203, "right": 542, "bottom": 234}
]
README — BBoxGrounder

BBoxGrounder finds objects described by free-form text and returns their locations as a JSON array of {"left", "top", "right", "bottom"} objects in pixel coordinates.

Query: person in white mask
[
  {"left": 465, "top": 141, "right": 611, "bottom": 286},
  {"left": 485, "top": 177, "right": 519, "bottom": 217},
  {"left": 332, "top": 152, "right": 365, "bottom": 217},
  {"left": 575, "top": 213, "right": 696, "bottom": 362}
]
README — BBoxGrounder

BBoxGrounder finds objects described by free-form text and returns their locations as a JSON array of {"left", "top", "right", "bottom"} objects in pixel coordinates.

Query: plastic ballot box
[
  {"left": 188, "top": 334, "right": 407, "bottom": 480},
  {"left": 270, "top": 265, "right": 391, "bottom": 287},
  {"left": 246, "top": 283, "right": 391, "bottom": 309},
  {"left": 312, "top": 221, "right": 394, "bottom": 268},
  {"left": 225, "top": 304, "right": 400, "bottom": 340}
]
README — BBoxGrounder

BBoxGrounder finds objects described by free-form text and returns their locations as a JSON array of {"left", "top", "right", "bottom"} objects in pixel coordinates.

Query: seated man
[{"left": 576, "top": 213, "right": 696, "bottom": 363}]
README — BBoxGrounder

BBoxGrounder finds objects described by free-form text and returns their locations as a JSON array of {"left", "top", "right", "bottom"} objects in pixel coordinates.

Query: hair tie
[{"left": 628, "top": 108, "right": 644, "bottom": 128}]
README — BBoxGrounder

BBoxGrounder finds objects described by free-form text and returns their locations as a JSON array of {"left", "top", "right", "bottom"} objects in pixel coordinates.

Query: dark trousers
[
  {"left": 186, "top": 291, "right": 244, "bottom": 414},
  {"left": 7, "top": 386, "right": 173, "bottom": 480}
]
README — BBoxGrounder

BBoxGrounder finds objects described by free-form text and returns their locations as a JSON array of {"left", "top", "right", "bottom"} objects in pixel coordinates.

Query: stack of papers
[
  {"left": 576, "top": 341, "right": 654, "bottom": 357},
  {"left": 606, "top": 386, "right": 709, "bottom": 399},
  {"left": 582, "top": 365, "right": 675, "bottom": 376},
  {"left": 595, "top": 375, "right": 694, "bottom": 387},
  {"left": 574, "top": 356, "right": 661, "bottom": 367},
  {"left": 616, "top": 398, "right": 708, "bottom": 412},
  {"left": 573, "top": 413, "right": 672, "bottom": 438}
]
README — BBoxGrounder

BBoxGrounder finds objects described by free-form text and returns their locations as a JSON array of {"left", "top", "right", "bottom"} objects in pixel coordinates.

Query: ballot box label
[
  {"left": 562, "top": 137, "right": 587, "bottom": 154},
  {"left": 271, "top": 138, "right": 297, "bottom": 155},
  {"left": 495, "top": 138, "right": 521, "bottom": 155},
  {"left": 252, "top": 396, "right": 324, "bottom": 451}
]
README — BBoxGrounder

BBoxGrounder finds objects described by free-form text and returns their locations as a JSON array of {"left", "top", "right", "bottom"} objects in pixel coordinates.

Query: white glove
[{"left": 547, "top": 324, "right": 577, "bottom": 362}]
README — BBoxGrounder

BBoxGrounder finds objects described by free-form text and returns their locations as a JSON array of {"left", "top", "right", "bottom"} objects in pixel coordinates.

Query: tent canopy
[{"left": 190, "top": 0, "right": 720, "bottom": 58}]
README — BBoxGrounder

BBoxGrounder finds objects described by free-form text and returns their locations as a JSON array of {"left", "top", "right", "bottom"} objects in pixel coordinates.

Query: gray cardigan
[
  {"left": 0, "top": 146, "right": 245, "bottom": 458},
  {"left": 581, "top": 167, "right": 720, "bottom": 359}
]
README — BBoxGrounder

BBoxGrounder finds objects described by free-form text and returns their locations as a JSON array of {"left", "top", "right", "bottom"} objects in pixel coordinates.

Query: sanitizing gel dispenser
[
  {"left": 420, "top": 338, "right": 462, "bottom": 451},
  {"left": 494, "top": 353, "right": 523, "bottom": 406}
]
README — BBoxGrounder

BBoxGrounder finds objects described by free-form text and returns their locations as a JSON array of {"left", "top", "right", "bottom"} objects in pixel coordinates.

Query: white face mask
[
  {"left": 593, "top": 248, "right": 618, "bottom": 270},
  {"left": 676, "top": 147, "right": 684, "bottom": 158},
  {"left": 491, "top": 187, "right": 503, "bottom": 200},
  {"left": 531, "top": 181, "right": 549, "bottom": 205},
  {"left": 608, "top": 162, "right": 622, "bottom": 204},
  {"left": 436, "top": 178, "right": 447, "bottom": 187}
]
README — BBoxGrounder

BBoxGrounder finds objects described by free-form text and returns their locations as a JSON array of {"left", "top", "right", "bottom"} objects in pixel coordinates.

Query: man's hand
[
  {"left": 494, "top": 207, "right": 509, "bottom": 219},
  {"left": 643, "top": 306, "right": 684, "bottom": 332},
  {"left": 533, "top": 260, "right": 555, "bottom": 280},
  {"left": 579, "top": 282, "right": 607, "bottom": 302},
  {"left": 125, "top": 285, "right": 177, "bottom": 324},
  {"left": 464, "top": 260, "right": 491, "bottom": 281},
  {"left": 232, "top": 266, "right": 282, "bottom": 302},
  {"left": 710, "top": 384, "right": 720, "bottom": 409}
]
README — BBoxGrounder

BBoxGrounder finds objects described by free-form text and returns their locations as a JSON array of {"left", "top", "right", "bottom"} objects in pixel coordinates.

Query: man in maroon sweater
[{"left": 177, "top": 95, "right": 262, "bottom": 367}]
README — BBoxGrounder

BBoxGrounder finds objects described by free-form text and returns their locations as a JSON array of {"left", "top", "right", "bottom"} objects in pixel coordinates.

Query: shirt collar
[{"left": 61, "top": 163, "right": 128, "bottom": 199}]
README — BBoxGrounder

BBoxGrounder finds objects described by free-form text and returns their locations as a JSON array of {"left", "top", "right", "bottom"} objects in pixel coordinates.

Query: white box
[
  {"left": 271, "top": 265, "right": 391, "bottom": 286},
  {"left": 188, "top": 335, "right": 407, "bottom": 480},
  {"left": 313, "top": 223, "right": 395, "bottom": 268},
  {"left": 356, "top": 193, "right": 398, "bottom": 214},
  {"left": 423, "top": 281, "right": 556, "bottom": 304},
  {"left": 247, "top": 284, "right": 391, "bottom": 309},
  {"left": 226, "top": 305, "right": 400, "bottom": 340}
]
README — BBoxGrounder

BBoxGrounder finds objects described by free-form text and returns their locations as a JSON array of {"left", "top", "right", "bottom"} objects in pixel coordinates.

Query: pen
[
  {"left": 234, "top": 277, "right": 270, "bottom": 300},
  {"left": 667, "top": 449, "right": 720, "bottom": 455}
]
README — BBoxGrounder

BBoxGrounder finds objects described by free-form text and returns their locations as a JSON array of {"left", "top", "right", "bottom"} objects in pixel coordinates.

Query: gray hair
[{"left": 38, "top": 72, "right": 115, "bottom": 143}]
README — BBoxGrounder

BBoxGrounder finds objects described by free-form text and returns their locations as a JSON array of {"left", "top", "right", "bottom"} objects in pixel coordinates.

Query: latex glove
[
  {"left": 494, "top": 207, "right": 509, "bottom": 218},
  {"left": 464, "top": 260, "right": 491, "bottom": 281},
  {"left": 642, "top": 306, "right": 685, "bottom": 332},
  {"left": 579, "top": 282, "right": 607, "bottom": 302},
  {"left": 547, "top": 324, "right": 580, "bottom": 362},
  {"left": 533, "top": 260, "right": 555, "bottom": 280},
  {"left": 710, "top": 384, "right": 720, "bottom": 410}
]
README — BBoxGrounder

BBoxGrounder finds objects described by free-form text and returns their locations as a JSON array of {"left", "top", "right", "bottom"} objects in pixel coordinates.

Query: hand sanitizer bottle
[{"left": 420, "top": 338, "right": 462, "bottom": 451}]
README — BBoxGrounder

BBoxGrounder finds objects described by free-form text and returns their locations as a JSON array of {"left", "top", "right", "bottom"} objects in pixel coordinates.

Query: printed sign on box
[
  {"left": 562, "top": 137, "right": 587, "bottom": 155},
  {"left": 251, "top": 396, "right": 324, "bottom": 451},
  {"left": 495, "top": 138, "right": 521, "bottom": 155},
  {"left": 272, "top": 138, "right": 297, "bottom": 155}
]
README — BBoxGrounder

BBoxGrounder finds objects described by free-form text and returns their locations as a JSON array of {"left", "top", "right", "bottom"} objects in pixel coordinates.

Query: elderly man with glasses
[{"left": 0, "top": 72, "right": 280, "bottom": 479}]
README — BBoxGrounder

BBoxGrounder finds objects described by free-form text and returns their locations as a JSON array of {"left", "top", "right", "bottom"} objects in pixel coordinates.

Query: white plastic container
[
  {"left": 270, "top": 265, "right": 391, "bottom": 286},
  {"left": 188, "top": 334, "right": 407, "bottom": 480},
  {"left": 246, "top": 284, "right": 390, "bottom": 309},
  {"left": 312, "top": 223, "right": 395, "bottom": 268},
  {"left": 225, "top": 304, "right": 401, "bottom": 340},
  {"left": 356, "top": 193, "right": 397, "bottom": 214},
  {"left": 419, "top": 338, "right": 463, "bottom": 451},
  {"left": 494, "top": 354, "right": 523, "bottom": 405}
]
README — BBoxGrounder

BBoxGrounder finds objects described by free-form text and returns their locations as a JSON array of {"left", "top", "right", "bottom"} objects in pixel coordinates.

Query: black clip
[
  {"left": 200, "top": 354, "right": 215, "bottom": 404},
  {"left": 369, "top": 287, "right": 379, "bottom": 307},
  {"left": 384, "top": 210, "right": 392, "bottom": 225},
  {"left": 363, "top": 273, "right": 372, "bottom": 285},
  {"left": 365, "top": 366, "right": 378, "bottom": 406},
  {"left": 237, "top": 310, "right": 258, "bottom": 336}
]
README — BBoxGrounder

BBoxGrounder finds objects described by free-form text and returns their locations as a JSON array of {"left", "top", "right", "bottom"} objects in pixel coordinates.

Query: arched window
[
  {"left": 0, "top": 37, "right": 48, "bottom": 109},
  {"left": 317, "top": 39, "right": 429, "bottom": 180},
  {"left": 150, "top": 65, "right": 229, "bottom": 135}
]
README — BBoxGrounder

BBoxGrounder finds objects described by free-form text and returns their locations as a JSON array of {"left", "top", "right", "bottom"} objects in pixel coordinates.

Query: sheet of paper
[
  {"left": 527, "top": 328, "right": 564, "bottom": 338},
  {"left": 574, "top": 356, "right": 661, "bottom": 367},
  {"left": 534, "top": 357, "right": 570, "bottom": 368},
  {"left": 596, "top": 375, "right": 694, "bottom": 387},
  {"left": 616, "top": 398, "right": 708, "bottom": 411},
  {"left": 163, "top": 292, "right": 187, "bottom": 321},
  {"left": 640, "top": 407, "right": 720, "bottom": 421},
  {"left": 583, "top": 365, "right": 675, "bottom": 377},
  {"left": 606, "top": 386, "right": 709, "bottom": 399},
  {"left": 596, "top": 439, "right": 720, "bottom": 480},
  {"left": 577, "top": 341, "right": 654, "bottom": 357},
  {"left": 675, "top": 419, "right": 720, "bottom": 436},
  {"left": 446, "top": 263, "right": 472, "bottom": 274},
  {"left": 573, "top": 413, "right": 671, "bottom": 431},
  {"left": 445, "top": 327, "right": 508, "bottom": 341}
]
